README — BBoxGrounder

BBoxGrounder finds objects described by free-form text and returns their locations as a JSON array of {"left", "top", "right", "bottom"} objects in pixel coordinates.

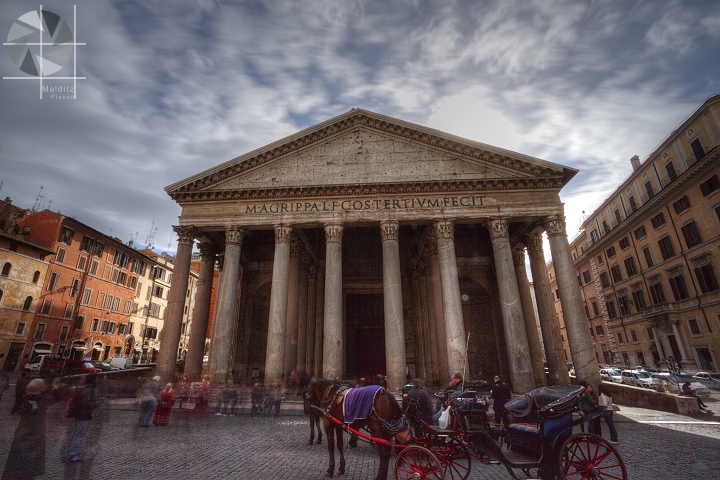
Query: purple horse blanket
[{"left": 343, "top": 385, "right": 383, "bottom": 424}]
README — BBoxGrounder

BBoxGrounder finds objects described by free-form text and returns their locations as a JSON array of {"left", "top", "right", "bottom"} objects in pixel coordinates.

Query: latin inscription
[{"left": 244, "top": 196, "right": 484, "bottom": 214}]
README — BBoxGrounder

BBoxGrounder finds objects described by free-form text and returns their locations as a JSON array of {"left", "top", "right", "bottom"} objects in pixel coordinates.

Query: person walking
[
  {"left": 251, "top": 382, "right": 264, "bottom": 415},
  {"left": 490, "top": 376, "right": 512, "bottom": 425},
  {"left": 153, "top": 383, "right": 176, "bottom": 426},
  {"left": 10, "top": 371, "right": 29, "bottom": 414},
  {"left": 597, "top": 383, "right": 619, "bottom": 444},
  {"left": 138, "top": 375, "right": 161, "bottom": 426},
  {"left": 65, "top": 373, "right": 98, "bottom": 463},
  {"left": 579, "top": 381, "right": 601, "bottom": 435}
]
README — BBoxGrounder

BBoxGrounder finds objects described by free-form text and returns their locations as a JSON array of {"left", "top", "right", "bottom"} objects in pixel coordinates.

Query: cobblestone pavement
[{"left": 1, "top": 394, "right": 719, "bottom": 479}]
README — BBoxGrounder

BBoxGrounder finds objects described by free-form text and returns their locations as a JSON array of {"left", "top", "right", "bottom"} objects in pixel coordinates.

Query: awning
[{"left": 33, "top": 348, "right": 53, "bottom": 355}]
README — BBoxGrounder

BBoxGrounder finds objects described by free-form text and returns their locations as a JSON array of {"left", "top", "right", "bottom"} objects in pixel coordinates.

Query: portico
[{"left": 158, "top": 109, "right": 600, "bottom": 392}]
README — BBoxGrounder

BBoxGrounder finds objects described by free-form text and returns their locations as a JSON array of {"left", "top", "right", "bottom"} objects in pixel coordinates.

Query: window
[
  {"left": 592, "top": 301, "right": 599, "bottom": 316},
  {"left": 34, "top": 323, "right": 46, "bottom": 340},
  {"left": 15, "top": 322, "right": 26, "bottom": 335},
  {"left": 81, "top": 288, "right": 92, "bottom": 305},
  {"left": 582, "top": 270, "right": 591, "bottom": 284},
  {"left": 1, "top": 262, "right": 10, "bottom": 276},
  {"left": 681, "top": 221, "right": 702, "bottom": 248},
  {"left": 118, "top": 324, "right": 127, "bottom": 335},
  {"left": 600, "top": 271, "right": 610, "bottom": 288},
  {"left": 669, "top": 273, "right": 690, "bottom": 300},
  {"left": 149, "top": 303, "right": 161, "bottom": 317},
  {"left": 628, "top": 195, "right": 637, "bottom": 212},
  {"left": 132, "top": 260, "right": 146, "bottom": 275},
  {"left": 108, "top": 322, "right": 116, "bottom": 335},
  {"left": 116, "top": 271, "right": 127, "bottom": 286},
  {"left": 89, "top": 260, "right": 99, "bottom": 276},
  {"left": 611, "top": 264, "right": 623, "bottom": 283},
  {"left": 694, "top": 264, "right": 720, "bottom": 293},
  {"left": 47, "top": 271, "right": 60, "bottom": 291},
  {"left": 690, "top": 138, "right": 705, "bottom": 161},
  {"left": 624, "top": 257, "right": 637, "bottom": 277},
  {"left": 93, "top": 241, "right": 105, "bottom": 258},
  {"left": 56, "top": 248, "right": 67, "bottom": 264},
  {"left": 616, "top": 332, "right": 624, "bottom": 344},
  {"left": 665, "top": 162, "right": 678, "bottom": 182},
  {"left": 596, "top": 325, "right": 604, "bottom": 336},
  {"left": 128, "top": 276, "right": 138, "bottom": 289},
  {"left": 649, "top": 282, "right": 667, "bottom": 304},
  {"left": 606, "top": 246, "right": 616, "bottom": 258},
  {"left": 658, "top": 236, "right": 675, "bottom": 260},
  {"left": 634, "top": 225, "right": 647, "bottom": 240},
  {"left": 153, "top": 285, "right": 164, "bottom": 298},
  {"left": 700, "top": 174, "right": 720, "bottom": 196},
  {"left": 614, "top": 209, "right": 621, "bottom": 224},
  {"left": 618, "top": 295, "right": 631, "bottom": 316},
  {"left": 104, "top": 295, "right": 114, "bottom": 310},
  {"left": 645, "top": 181, "right": 655, "bottom": 199},
  {"left": 673, "top": 196, "right": 691, "bottom": 214},
  {"left": 32, "top": 271, "right": 40, "bottom": 283},
  {"left": 630, "top": 330, "right": 638, "bottom": 343},
  {"left": 154, "top": 268, "right": 166, "bottom": 281},
  {"left": 23, "top": 296, "right": 33, "bottom": 310},
  {"left": 113, "top": 251, "right": 131, "bottom": 269},
  {"left": 687, "top": 318, "right": 701, "bottom": 336},
  {"left": 40, "top": 298, "right": 53, "bottom": 315},
  {"left": 74, "top": 315, "right": 84, "bottom": 330},
  {"left": 632, "top": 289, "right": 647, "bottom": 310},
  {"left": 69, "top": 278, "right": 81, "bottom": 297},
  {"left": 80, "top": 235, "right": 93, "bottom": 252},
  {"left": 597, "top": 255, "right": 603, "bottom": 265},
  {"left": 58, "top": 226, "right": 74, "bottom": 245},
  {"left": 590, "top": 229, "right": 599, "bottom": 243},
  {"left": 642, "top": 246, "right": 654, "bottom": 268},
  {"left": 128, "top": 322, "right": 134, "bottom": 335},
  {"left": 606, "top": 300, "right": 617, "bottom": 319},
  {"left": 651, "top": 213, "right": 666, "bottom": 229},
  {"left": 100, "top": 320, "right": 109, "bottom": 333},
  {"left": 76, "top": 256, "right": 87, "bottom": 271},
  {"left": 647, "top": 327, "right": 654, "bottom": 341},
  {"left": 619, "top": 237, "right": 629, "bottom": 249},
  {"left": 9, "top": 243, "right": 17, "bottom": 252},
  {"left": 124, "top": 299, "right": 132, "bottom": 314},
  {"left": 91, "top": 318, "right": 99, "bottom": 332},
  {"left": 63, "top": 303, "right": 74, "bottom": 318},
  {"left": 112, "top": 296, "right": 121, "bottom": 312},
  {"left": 132, "top": 302, "right": 139, "bottom": 314},
  {"left": 602, "top": 220, "right": 610, "bottom": 234},
  {"left": 59, "top": 326, "right": 69, "bottom": 342}
]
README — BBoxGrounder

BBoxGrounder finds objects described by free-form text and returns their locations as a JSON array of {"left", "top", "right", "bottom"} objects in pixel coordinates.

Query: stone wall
[{"left": 602, "top": 381, "right": 701, "bottom": 415}]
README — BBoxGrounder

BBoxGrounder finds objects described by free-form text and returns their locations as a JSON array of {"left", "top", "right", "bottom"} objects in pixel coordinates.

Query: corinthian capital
[
  {"left": 511, "top": 247, "right": 526, "bottom": 266},
  {"left": 225, "top": 226, "right": 246, "bottom": 245},
  {"left": 197, "top": 242, "right": 220, "bottom": 260},
  {"left": 433, "top": 219, "right": 455, "bottom": 239},
  {"left": 524, "top": 233, "right": 544, "bottom": 253},
  {"left": 173, "top": 225, "right": 197, "bottom": 246},
  {"left": 487, "top": 219, "right": 509, "bottom": 240},
  {"left": 290, "top": 239, "right": 303, "bottom": 258},
  {"left": 324, "top": 223, "right": 344, "bottom": 243},
  {"left": 380, "top": 220, "right": 400, "bottom": 241},
  {"left": 543, "top": 216, "right": 567, "bottom": 237},
  {"left": 274, "top": 224, "right": 293, "bottom": 244}
]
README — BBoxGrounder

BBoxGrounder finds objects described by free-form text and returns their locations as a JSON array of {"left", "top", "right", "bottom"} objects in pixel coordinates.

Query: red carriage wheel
[
  {"left": 426, "top": 438, "right": 471, "bottom": 480},
  {"left": 394, "top": 446, "right": 445, "bottom": 480},
  {"left": 560, "top": 433, "right": 627, "bottom": 479}
]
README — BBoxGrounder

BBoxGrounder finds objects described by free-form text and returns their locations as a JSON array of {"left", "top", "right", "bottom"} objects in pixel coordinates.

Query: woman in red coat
[{"left": 153, "top": 383, "right": 176, "bottom": 426}]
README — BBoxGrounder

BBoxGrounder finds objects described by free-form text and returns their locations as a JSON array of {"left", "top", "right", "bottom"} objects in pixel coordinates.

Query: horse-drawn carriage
[{"left": 310, "top": 379, "right": 626, "bottom": 480}]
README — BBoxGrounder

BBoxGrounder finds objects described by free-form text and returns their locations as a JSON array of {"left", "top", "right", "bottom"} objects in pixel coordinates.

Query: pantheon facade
[{"left": 157, "top": 109, "right": 600, "bottom": 392}]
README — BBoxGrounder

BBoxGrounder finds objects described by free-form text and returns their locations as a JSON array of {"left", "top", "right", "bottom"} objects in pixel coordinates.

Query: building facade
[
  {"left": 158, "top": 109, "right": 598, "bottom": 391},
  {"left": 552, "top": 95, "right": 720, "bottom": 373}
]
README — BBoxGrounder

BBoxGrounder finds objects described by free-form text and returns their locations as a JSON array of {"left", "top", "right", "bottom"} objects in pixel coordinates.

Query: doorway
[
  {"left": 3, "top": 343, "right": 25, "bottom": 371},
  {"left": 345, "top": 294, "right": 385, "bottom": 379}
]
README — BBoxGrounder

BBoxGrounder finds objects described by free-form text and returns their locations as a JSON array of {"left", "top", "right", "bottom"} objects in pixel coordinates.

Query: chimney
[{"left": 630, "top": 155, "right": 641, "bottom": 171}]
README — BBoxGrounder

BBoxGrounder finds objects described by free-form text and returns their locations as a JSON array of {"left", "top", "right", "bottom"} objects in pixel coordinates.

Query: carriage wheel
[
  {"left": 427, "top": 438, "right": 471, "bottom": 480},
  {"left": 394, "top": 446, "right": 445, "bottom": 480},
  {"left": 559, "top": 433, "right": 627, "bottom": 480}
]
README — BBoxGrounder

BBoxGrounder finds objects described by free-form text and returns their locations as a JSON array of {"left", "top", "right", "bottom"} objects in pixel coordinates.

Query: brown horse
[
  {"left": 309, "top": 378, "right": 406, "bottom": 479},
  {"left": 289, "top": 370, "right": 323, "bottom": 445}
]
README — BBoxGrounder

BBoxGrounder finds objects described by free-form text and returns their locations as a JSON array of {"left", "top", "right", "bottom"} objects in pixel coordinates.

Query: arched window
[
  {"left": 23, "top": 296, "right": 33, "bottom": 310},
  {"left": 1, "top": 262, "right": 10, "bottom": 276},
  {"left": 32, "top": 271, "right": 41, "bottom": 283}
]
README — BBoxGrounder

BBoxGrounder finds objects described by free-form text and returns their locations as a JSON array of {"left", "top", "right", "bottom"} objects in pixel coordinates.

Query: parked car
[
  {"left": 653, "top": 373, "right": 710, "bottom": 398},
  {"left": 90, "top": 361, "right": 119, "bottom": 371},
  {"left": 620, "top": 370, "right": 657, "bottom": 389},
  {"left": 692, "top": 372, "right": 720, "bottom": 389},
  {"left": 108, "top": 356, "right": 133, "bottom": 369},
  {"left": 68, "top": 362, "right": 102, "bottom": 375},
  {"left": 633, "top": 366, "right": 659, "bottom": 374},
  {"left": 600, "top": 369, "right": 623, "bottom": 383}
]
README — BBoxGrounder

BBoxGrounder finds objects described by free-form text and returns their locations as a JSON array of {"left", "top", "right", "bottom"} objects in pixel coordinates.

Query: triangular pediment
[{"left": 166, "top": 109, "right": 576, "bottom": 201}]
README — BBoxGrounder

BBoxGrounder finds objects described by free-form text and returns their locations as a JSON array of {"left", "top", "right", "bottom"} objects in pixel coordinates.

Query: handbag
[{"left": 438, "top": 406, "right": 451, "bottom": 429}]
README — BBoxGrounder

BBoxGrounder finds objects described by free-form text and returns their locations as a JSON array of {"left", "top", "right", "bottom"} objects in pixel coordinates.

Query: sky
[{"left": 1, "top": 0, "right": 719, "bottom": 259}]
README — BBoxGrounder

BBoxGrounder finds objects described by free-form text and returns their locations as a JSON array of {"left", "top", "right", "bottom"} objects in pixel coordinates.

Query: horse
[
  {"left": 289, "top": 370, "right": 323, "bottom": 445},
  {"left": 309, "top": 378, "right": 407, "bottom": 479}
]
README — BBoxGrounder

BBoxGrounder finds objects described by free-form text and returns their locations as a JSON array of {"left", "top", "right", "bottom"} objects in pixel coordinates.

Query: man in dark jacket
[
  {"left": 490, "top": 376, "right": 512, "bottom": 424},
  {"left": 10, "top": 371, "right": 29, "bottom": 414},
  {"left": 65, "top": 373, "right": 98, "bottom": 462}
]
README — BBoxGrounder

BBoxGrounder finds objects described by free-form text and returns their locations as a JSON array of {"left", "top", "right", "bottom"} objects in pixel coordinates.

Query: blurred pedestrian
[
  {"left": 251, "top": 382, "right": 264, "bottom": 415},
  {"left": 681, "top": 382, "right": 709, "bottom": 412},
  {"left": 0, "top": 374, "right": 9, "bottom": 402},
  {"left": 153, "top": 383, "right": 175, "bottom": 426},
  {"left": 138, "top": 375, "right": 161, "bottom": 426},
  {"left": 65, "top": 373, "right": 98, "bottom": 462},
  {"left": 579, "top": 381, "right": 601, "bottom": 435},
  {"left": 195, "top": 378, "right": 211, "bottom": 411},
  {"left": 490, "top": 375, "right": 511, "bottom": 424},
  {"left": 10, "top": 371, "right": 29, "bottom": 414},
  {"left": 269, "top": 383, "right": 283, "bottom": 417},
  {"left": 597, "top": 383, "right": 618, "bottom": 444},
  {"left": 217, "top": 385, "right": 238, "bottom": 415}
]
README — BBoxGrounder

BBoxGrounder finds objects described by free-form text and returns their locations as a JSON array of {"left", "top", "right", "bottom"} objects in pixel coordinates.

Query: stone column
[
  {"left": 284, "top": 240, "right": 301, "bottom": 376},
  {"left": 184, "top": 242, "right": 217, "bottom": 379},
  {"left": 306, "top": 266, "right": 317, "bottom": 374},
  {"left": 314, "top": 267, "right": 325, "bottom": 377},
  {"left": 671, "top": 322, "right": 690, "bottom": 363},
  {"left": 323, "top": 223, "right": 344, "bottom": 380},
  {"left": 418, "top": 255, "right": 440, "bottom": 385},
  {"left": 380, "top": 220, "right": 407, "bottom": 390},
  {"left": 427, "top": 234, "right": 450, "bottom": 381},
  {"left": 155, "top": 226, "right": 196, "bottom": 383},
  {"left": 488, "top": 219, "right": 535, "bottom": 393},
  {"left": 265, "top": 225, "right": 292, "bottom": 385},
  {"left": 296, "top": 256, "right": 309, "bottom": 372},
  {"left": 525, "top": 233, "right": 569, "bottom": 385},
  {"left": 208, "top": 226, "right": 245, "bottom": 385},
  {"left": 513, "top": 246, "right": 547, "bottom": 387},
  {"left": 545, "top": 216, "right": 601, "bottom": 387},
  {"left": 651, "top": 327, "right": 666, "bottom": 361},
  {"left": 434, "top": 219, "right": 467, "bottom": 377}
]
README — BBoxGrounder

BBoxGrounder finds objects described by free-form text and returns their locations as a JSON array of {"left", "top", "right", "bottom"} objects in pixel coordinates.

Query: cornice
[{"left": 166, "top": 110, "right": 567, "bottom": 200}]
